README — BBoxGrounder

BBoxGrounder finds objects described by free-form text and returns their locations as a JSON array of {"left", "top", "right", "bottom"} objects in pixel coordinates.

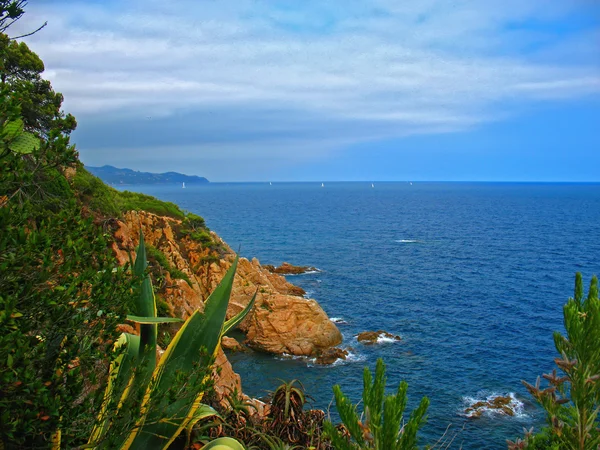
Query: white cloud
[{"left": 12, "top": 0, "right": 600, "bottom": 179}]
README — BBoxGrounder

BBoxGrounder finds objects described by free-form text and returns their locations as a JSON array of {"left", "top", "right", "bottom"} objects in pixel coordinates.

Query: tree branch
[{"left": 10, "top": 20, "right": 47, "bottom": 39}]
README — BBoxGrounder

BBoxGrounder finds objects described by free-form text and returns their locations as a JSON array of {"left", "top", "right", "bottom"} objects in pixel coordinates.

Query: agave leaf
[
  {"left": 133, "top": 232, "right": 157, "bottom": 366},
  {"left": 133, "top": 231, "right": 148, "bottom": 278},
  {"left": 88, "top": 333, "right": 140, "bottom": 447},
  {"left": 127, "top": 257, "right": 240, "bottom": 449},
  {"left": 126, "top": 315, "right": 183, "bottom": 324},
  {"left": 8, "top": 132, "right": 40, "bottom": 154},
  {"left": 184, "top": 404, "right": 221, "bottom": 449},
  {"left": 222, "top": 290, "right": 257, "bottom": 335},
  {"left": 201, "top": 437, "right": 246, "bottom": 450}
]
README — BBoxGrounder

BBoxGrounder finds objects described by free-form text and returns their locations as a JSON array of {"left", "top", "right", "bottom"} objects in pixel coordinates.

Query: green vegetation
[
  {"left": 509, "top": 273, "right": 600, "bottom": 450},
  {"left": 86, "top": 234, "right": 255, "bottom": 449},
  {"left": 1, "top": 14, "right": 137, "bottom": 447},
  {"left": 324, "top": 358, "right": 429, "bottom": 450},
  {"left": 73, "top": 165, "right": 186, "bottom": 219},
  {"left": 146, "top": 244, "right": 193, "bottom": 287}
]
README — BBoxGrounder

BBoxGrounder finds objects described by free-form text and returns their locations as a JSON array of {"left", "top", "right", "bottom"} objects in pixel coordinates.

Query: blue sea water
[{"left": 128, "top": 182, "right": 600, "bottom": 449}]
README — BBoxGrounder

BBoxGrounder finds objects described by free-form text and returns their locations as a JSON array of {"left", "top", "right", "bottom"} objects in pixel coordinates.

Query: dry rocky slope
[{"left": 112, "top": 211, "right": 342, "bottom": 400}]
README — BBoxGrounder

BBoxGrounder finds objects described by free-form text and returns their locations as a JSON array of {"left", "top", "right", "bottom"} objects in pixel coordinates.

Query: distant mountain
[{"left": 86, "top": 165, "right": 209, "bottom": 185}]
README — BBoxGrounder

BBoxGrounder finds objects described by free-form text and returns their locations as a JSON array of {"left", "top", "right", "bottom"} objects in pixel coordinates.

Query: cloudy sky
[{"left": 18, "top": 0, "right": 600, "bottom": 181}]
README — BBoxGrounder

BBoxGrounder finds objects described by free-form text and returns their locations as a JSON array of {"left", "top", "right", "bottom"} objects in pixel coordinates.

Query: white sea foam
[
  {"left": 395, "top": 239, "right": 421, "bottom": 243},
  {"left": 285, "top": 268, "right": 322, "bottom": 276},
  {"left": 462, "top": 392, "right": 527, "bottom": 419},
  {"left": 303, "top": 290, "right": 315, "bottom": 299},
  {"left": 377, "top": 334, "right": 399, "bottom": 344},
  {"left": 330, "top": 317, "right": 348, "bottom": 324}
]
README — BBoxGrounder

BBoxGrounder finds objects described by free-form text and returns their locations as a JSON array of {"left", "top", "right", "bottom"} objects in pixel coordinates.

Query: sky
[{"left": 15, "top": 0, "right": 600, "bottom": 181}]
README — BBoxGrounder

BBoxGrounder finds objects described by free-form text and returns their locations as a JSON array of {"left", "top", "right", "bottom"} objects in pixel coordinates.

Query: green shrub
[
  {"left": 72, "top": 166, "right": 186, "bottom": 220},
  {"left": 116, "top": 190, "right": 184, "bottom": 220},
  {"left": 511, "top": 273, "right": 600, "bottom": 450},
  {"left": 324, "top": 358, "right": 429, "bottom": 450}
]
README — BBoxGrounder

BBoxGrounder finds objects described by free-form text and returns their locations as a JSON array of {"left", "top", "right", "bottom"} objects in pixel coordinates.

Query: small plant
[
  {"left": 511, "top": 273, "right": 600, "bottom": 450},
  {"left": 268, "top": 380, "right": 308, "bottom": 445},
  {"left": 323, "top": 358, "right": 429, "bottom": 450}
]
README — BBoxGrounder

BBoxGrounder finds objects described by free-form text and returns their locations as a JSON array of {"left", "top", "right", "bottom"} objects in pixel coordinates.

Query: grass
[{"left": 72, "top": 166, "right": 186, "bottom": 220}]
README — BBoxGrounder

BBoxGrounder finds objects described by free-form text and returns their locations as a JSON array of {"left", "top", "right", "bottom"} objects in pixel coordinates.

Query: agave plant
[
  {"left": 323, "top": 358, "right": 429, "bottom": 450},
  {"left": 269, "top": 379, "right": 307, "bottom": 444},
  {"left": 79, "top": 232, "right": 255, "bottom": 449}
]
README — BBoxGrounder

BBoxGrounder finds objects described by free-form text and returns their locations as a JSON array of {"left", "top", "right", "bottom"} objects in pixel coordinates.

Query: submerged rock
[
  {"left": 264, "top": 262, "right": 319, "bottom": 275},
  {"left": 357, "top": 330, "right": 401, "bottom": 345},
  {"left": 314, "top": 347, "right": 349, "bottom": 365}
]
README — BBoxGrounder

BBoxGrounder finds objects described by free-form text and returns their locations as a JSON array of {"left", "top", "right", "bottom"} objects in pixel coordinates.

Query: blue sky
[{"left": 17, "top": 0, "right": 600, "bottom": 181}]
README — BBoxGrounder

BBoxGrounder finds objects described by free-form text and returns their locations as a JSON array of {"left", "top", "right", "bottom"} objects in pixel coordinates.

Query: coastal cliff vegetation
[{"left": 2, "top": 2, "right": 599, "bottom": 449}]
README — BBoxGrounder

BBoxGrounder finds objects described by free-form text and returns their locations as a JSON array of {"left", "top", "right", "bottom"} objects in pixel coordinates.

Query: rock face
[
  {"left": 263, "top": 262, "right": 319, "bottom": 275},
  {"left": 112, "top": 211, "right": 341, "bottom": 358},
  {"left": 246, "top": 295, "right": 342, "bottom": 355},
  {"left": 357, "top": 330, "right": 402, "bottom": 345}
]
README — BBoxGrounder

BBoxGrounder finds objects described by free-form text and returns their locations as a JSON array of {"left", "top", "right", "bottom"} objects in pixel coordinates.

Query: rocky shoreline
[{"left": 111, "top": 210, "right": 342, "bottom": 403}]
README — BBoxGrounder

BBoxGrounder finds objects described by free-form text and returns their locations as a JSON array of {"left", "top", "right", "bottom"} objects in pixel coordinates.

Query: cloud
[{"left": 13, "top": 0, "right": 600, "bottom": 179}]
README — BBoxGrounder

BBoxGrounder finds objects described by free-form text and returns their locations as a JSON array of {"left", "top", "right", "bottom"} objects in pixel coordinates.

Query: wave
[
  {"left": 377, "top": 334, "right": 399, "bottom": 344},
  {"left": 278, "top": 349, "right": 365, "bottom": 367},
  {"left": 330, "top": 317, "right": 348, "bottom": 324},
  {"left": 285, "top": 268, "right": 322, "bottom": 276},
  {"left": 461, "top": 392, "right": 527, "bottom": 419},
  {"left": 395, "top": 239, "right": 422, "bottom": 244},
  {"left": 303, "top": 290, "right": 315, "bottom": 299}
]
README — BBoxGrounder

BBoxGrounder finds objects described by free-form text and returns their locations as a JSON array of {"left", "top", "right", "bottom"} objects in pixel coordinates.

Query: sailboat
[
  {"left": 321, "top": 182, "right": 325, "bottom": 188},
  {"left": 371, "top": 183, "right": 374, "bottom": 188},
  {"left": 270, "top": 182, "right": 272, "bottom": 186},
  {"left": 182, "top": 182, "right": 186, "bottom": 189}
]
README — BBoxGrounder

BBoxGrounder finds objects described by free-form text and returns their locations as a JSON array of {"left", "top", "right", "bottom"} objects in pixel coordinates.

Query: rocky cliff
[{"left": 111, "top": 211, "right": 342, "bottom": 397}]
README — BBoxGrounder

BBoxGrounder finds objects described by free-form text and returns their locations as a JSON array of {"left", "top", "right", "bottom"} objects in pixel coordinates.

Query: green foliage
[
  {"left": 87, "top": 236, "right": 257, "bottom": 449},
  {"left": 71, "top": 165, "right": 121, "bottom": 216},
  {"left": 1, "top": 33, "right": 74, "bottom": 138},
  {"left": 117, "top": 189, "right": 185, "bottom": 219},
  {"left": 202, "top": 437, "right": 246, "bottom": 449},
  {"left": 324, "top": 358, "right": 429, "bottom": 450},
  {"left": 146, "top": 244, "right": 193, "bottom": 287},
  {"left": 515, "top": 273, "right": 600, "bottom": 450},
  {"left": 72, "top": 165, "right": 187, "bottom": 219},
  {"left": 1, "top": 1, "right": 26, "bottom": 33},
  {"left": 0, "top": 197, "right": 136, "bottom": 448},
  {"left": 183, "top": 212, "right": 206, "bottom": 230}
]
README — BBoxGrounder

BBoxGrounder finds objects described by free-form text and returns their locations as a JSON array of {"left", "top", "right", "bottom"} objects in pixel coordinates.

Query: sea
[{"left": 123, "top": 182, "right": 600, "bottom": 449}]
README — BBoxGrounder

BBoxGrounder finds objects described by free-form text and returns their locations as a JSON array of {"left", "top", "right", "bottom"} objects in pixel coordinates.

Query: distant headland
[{"left": 86, "top": 165, "right": 209, "bottom": 185}]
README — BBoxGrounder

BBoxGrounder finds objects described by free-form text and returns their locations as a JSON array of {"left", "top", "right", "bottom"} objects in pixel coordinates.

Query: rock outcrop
[
  {"left": 464, "top": 394, "right": 521, "bottom": 418},
  {"left": 263, "top": 262, "right": 319, "bottom": 275},
  {"left": 357, "top": 330, "right": 402, "bottom": 345},
  {"left": 221, "top": 336, "right": 244, "bottom": 352},
  {"left": 112, "top": 211, "right": 341, "bottom": 358},
  {"left": 314, "top": 347, "right": 349, "bottom": 365}
]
